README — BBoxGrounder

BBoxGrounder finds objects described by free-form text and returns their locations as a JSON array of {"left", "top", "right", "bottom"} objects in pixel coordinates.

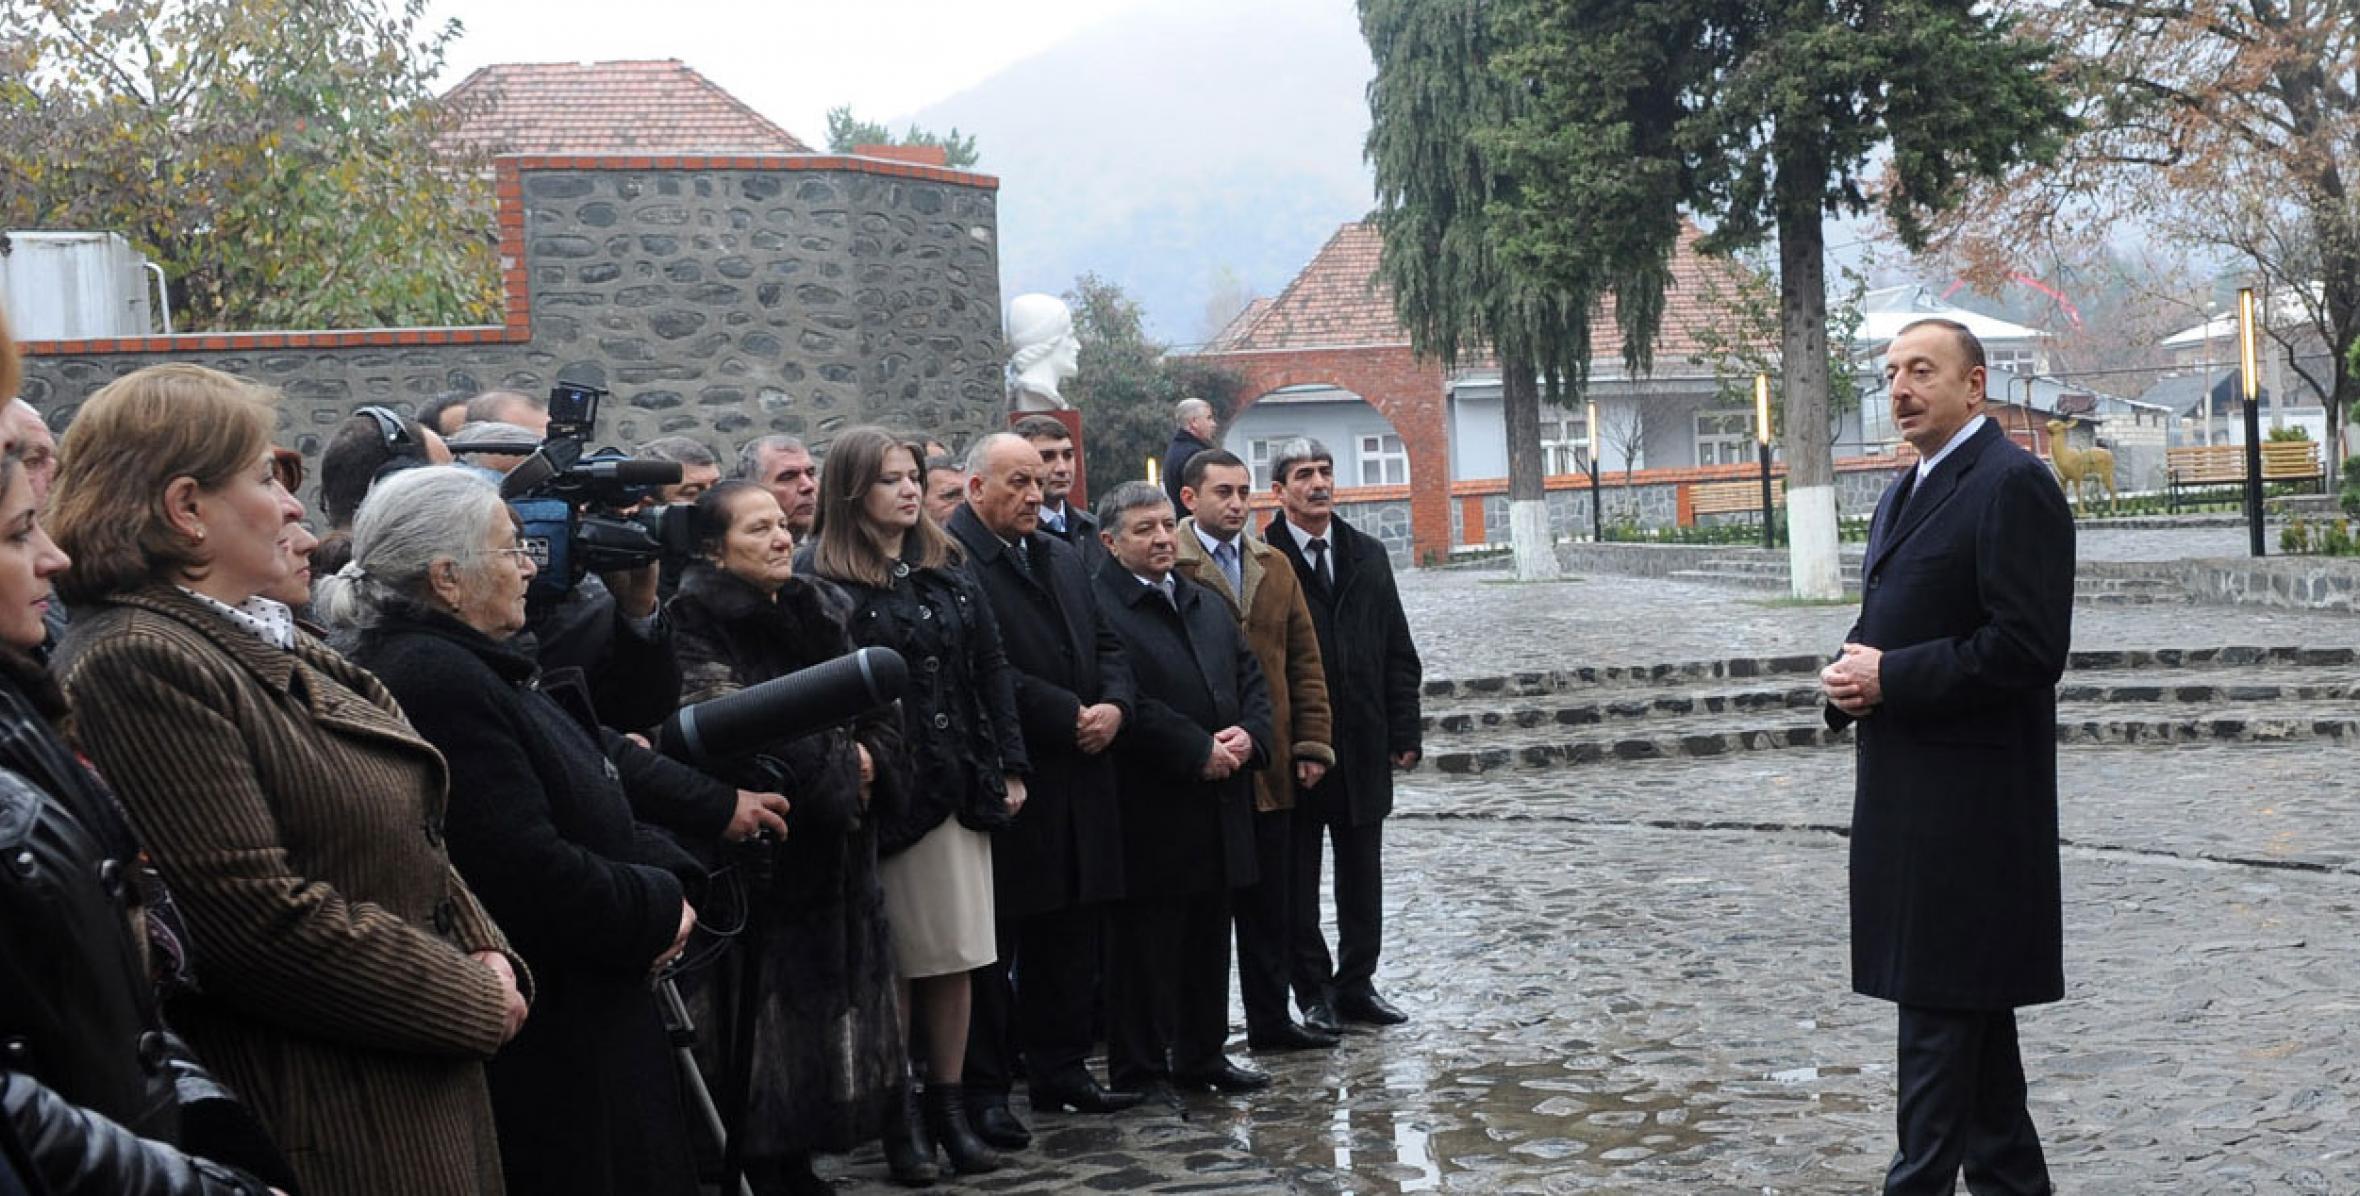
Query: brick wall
[{"left": 13, "top": 154, "right": 1006, "bottom": 507}]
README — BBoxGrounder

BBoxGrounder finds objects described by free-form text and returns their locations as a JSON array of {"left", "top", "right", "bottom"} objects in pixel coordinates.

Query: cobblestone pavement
[{"left": 812, "top": 566, "right": 2360, "bottom": 1194}]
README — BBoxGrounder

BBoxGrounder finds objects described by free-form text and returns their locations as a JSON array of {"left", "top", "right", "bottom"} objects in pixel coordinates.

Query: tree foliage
[
  {"left": 1930, "top": 0, "right": 2359, "bottom": 454},
  {"left": 823, "top": 105, "right": 981, "bottom": 169},
  {"left": 0, "top": 0, "right": 500, "bottom": 332},
  {"left": 1063, "top": 273, "right": 1243, "bottom": 496},
  {"left": 1686, "top": 253, "right": 1871, "bottom": 447},
  {"left": 1485, "top": 0, "right": 2068, "bottom": 593}
]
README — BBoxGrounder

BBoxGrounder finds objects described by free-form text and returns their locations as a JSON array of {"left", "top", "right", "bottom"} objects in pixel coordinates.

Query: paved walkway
[{"left": 815, "top": 563, "right": 2360, "bottom": 1194}]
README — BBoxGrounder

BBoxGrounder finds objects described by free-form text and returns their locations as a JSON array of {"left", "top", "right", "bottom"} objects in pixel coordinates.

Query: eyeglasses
[{"left": 487, "top": 546, "right": 536, "bottom": 566}]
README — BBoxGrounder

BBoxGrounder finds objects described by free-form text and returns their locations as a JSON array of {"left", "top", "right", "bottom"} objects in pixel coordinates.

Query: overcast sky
[{"left": 424, "top": 0, "right": 1153, "bottom": 144}]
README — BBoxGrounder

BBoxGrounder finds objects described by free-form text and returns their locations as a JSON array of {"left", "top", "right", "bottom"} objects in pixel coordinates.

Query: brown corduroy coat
[
  {"left": 1172, "top": 519, "right": 1335, "bottom": 812},
  {"left": 54, "top": 585, "right": 519, "bottom": 1196}
]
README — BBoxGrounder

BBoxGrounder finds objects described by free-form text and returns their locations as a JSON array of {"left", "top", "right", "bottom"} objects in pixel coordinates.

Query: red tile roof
[
  {"left": 437, "top": 60, "right": 810, "bottom": 156},
  {"left": 1211, "top": 220, "right": 1763, "bottom": 374},
  {"left": 1203, "top": 297, "right": 1274, "bottom": 351}
]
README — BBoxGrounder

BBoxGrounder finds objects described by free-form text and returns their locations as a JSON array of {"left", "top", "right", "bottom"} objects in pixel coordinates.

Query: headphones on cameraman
[{"left": 355, "top": 406, "right": 429, "bottom": 485}]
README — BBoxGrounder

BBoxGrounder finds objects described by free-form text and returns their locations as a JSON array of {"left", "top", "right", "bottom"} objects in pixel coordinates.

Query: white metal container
[{"left": 0, "top": 230, "right": 159, "bottom": 338}]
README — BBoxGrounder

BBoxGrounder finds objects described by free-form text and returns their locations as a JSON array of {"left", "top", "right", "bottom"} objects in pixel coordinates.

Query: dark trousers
[
  {"left": 965, "top": 903, "right": 1105, "bottom": 1095},
  {"left": 1231, "top": 805, "right": 1297, "bottom": 1038},
  {"left": 1886, "top": 1005, "right": 2051, "bottom": 1196},
  {"left": 1106, "top": 891, "right": 1231, "bottom": 1088},
  {"left": 1290, "top": 791, "right": 1384, "bottom": 1006}
]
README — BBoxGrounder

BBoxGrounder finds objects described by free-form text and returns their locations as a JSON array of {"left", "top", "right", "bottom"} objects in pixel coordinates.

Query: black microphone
[{"left": 657, "top": 647, "right": 908, "bottom": 766}]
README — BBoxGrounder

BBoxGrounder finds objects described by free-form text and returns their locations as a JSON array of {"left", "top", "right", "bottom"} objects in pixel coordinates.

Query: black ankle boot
[
  {"left": 921, "top": 1082, "right": 1003, "bottom": 1175},
  {"left": 882, "top": 1081, "right": 938, "bottom": 1187}
]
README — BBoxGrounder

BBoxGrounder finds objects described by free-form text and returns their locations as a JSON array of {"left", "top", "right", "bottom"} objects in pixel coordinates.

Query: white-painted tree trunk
[
  {"left": 1786, "top": 483, "right": 1842, "bottom": 599},
  {"left": 1509, "top": 499, "right": 1560, "bottom": 581}
]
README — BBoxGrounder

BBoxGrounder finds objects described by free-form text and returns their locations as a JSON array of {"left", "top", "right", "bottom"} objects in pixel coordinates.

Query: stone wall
[
  {"left": 14, "top": 154, "right": 1005, "bottom": 509},
  {"left": 1471, "top": 460, "right": 1906, "bottom": 544}
]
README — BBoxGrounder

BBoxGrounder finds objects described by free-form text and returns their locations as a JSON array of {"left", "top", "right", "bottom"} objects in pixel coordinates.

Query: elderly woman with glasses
[
  {"left": 317, "top": 465, "right": 748, "bottom": 1196},
  {"left": 46, "top": 365, "right": 529, "bottom": 1196}
]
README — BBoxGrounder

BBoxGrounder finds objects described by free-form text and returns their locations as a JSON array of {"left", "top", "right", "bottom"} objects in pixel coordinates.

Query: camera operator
[
  {"left": 444, "top": 411, "right": 686, "bottom": 734},
  {"left": 310, "top": 407, "right": 451, "bottom": 577},
  {"left": 325, "top": 466, "right": 783, "bottom": 1196}
]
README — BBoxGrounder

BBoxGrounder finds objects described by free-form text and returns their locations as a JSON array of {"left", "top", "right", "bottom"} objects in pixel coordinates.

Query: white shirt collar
[
  {"left": 1038, "top": 501, "right": 1068, "bottom": 529},
  {"left": 1916, "top": 414, "right": 1988, "bottom": 482},
  {"left": 1281, "top": 517, "right": 1331, "bottom": 553},
  {"left": 177, "top": 587, "right": 298, "bottom": 652}
]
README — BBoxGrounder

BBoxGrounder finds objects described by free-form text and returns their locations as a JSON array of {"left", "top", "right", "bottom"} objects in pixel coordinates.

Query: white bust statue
[{"left": 1007, "top": 293, "right": 1080, "bottom": 412}]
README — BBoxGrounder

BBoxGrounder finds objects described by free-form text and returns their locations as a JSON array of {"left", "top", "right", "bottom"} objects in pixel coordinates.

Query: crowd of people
[{"left": 0, "top": 303, "right": 1428, "bottom": 1196}]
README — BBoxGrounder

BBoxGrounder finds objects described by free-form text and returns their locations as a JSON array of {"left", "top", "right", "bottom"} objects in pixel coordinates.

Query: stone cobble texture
[{"left": 804, "top": 566, "right": 2360, "bottom": 1193}]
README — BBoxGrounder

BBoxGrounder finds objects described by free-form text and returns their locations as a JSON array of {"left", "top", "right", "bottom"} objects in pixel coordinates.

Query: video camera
[{"left": 496, "top": 381, "right": 698, "bottom": 603}]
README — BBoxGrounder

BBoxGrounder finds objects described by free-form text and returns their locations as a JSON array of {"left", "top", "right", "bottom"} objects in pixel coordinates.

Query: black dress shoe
[
  {"left": 1333, "top": 990, "right": 1409, "bottom": 1026},
  {"left": 1247, "top": 1021, "right": 1342, "bottom": 1052},
  {"left": 966, "top": 1093, "right": 1031, "bottom": 1150},
  {"left": 1029, "top": 1069, "right": 1145, "bottom": 1114},
  {"left": 1171, "top": 1059, "right": 1273, "bottom": 1093},
  {"left": 1300, "top": 1001, "right": 1343, "bottom": 1035}
]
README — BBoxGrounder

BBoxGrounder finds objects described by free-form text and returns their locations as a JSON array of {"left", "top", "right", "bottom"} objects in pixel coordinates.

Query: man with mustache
[
  {"left": 1262, "top": 438, "right": 1422, "bottom": 1034},
  {"left": 1821, "top": 318, "right": 2073, "bottom": 1195}
]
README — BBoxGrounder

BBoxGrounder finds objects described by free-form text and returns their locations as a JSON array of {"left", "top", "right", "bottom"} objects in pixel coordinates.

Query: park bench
[
  {"left": 2166, "top": 441, "right": 2324, "bottom": 510},
  {"left": 1683, "top": 477, "right": 1784, "bottom": 526}
]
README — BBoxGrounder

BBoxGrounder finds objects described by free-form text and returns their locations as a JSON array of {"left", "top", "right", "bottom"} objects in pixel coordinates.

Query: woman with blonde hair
[
  {"left": 803, "top": 425, "right": 1027, "bottom": 1183},
  {"left": 45, "top": 364, "right": 527, "bottom": 1196}
]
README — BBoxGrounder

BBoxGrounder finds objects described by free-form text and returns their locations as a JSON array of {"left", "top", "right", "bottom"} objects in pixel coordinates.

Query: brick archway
[{"left": 1203, "top": 344, "right": 1450, "bottom": 562}]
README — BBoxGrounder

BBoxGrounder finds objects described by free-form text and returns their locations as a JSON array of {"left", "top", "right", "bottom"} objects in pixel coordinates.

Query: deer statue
[{"left": 2045, "top": 418, "right": 2118, "bottom": 514}]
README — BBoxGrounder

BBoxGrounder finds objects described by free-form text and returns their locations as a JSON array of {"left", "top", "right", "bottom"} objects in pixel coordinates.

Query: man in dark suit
[
  {"left": 1091, "top": 482, "right": 1274, "bottom": 1096},
  {"left": 1262, "top": 438, "right": 1423, "bottom": 1032},
  {"left": 946, "top": 435, "right": 1143, "bottom": 1146},
  {"left": 1160, "top": 397, "right": 1218, "bottom": 513},
  {"left": 1821, "top": 318, "right": 2074, "bottom": 1195},
  {"left": 1014, "top": 415, "right": 1108, "bottom": 575}
]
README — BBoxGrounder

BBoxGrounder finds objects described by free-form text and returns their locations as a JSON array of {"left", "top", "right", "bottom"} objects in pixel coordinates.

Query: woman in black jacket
[
  {"left": 318, "top": 466, "right": 731, "bottom": 1196},
  {"left": 0, "top": 432, "right": 281, "bottom": 1196},
  {"left": 668, "top": 480, "right": 904, "bottom": 1196},
  {"left": 802, "top": 427, "right": 1028, "bottom": 1183}
]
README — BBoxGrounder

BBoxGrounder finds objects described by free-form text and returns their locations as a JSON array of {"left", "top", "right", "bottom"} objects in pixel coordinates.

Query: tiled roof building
[{"left": 437, "top": 59, "right": 810, "bottom": 156}]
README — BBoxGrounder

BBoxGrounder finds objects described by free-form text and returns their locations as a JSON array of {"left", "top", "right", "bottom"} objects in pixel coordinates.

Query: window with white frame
[
  {"left": 1246, "top": 439, "right": 1281, "bottom": 490},
  {"left": 1988, "top": 346, "right": 2040, "bottom": 375},
  {"left": 1694, "top": 410, "right": 1758, "bottom": 467},
  {"left": 1541, "top": 413, "right": 1590, "bottom": 474},
  {"left": 1357, "top": 433, "right": 1408, "bottom": 486}
]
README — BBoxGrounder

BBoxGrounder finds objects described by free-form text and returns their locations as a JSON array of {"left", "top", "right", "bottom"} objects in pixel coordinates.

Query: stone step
[
  {"left": 1422, "top": 645, "right": 2360, "bottom": 702},
  {"left": 1419, "top": 669, "right": 2360, "bottom": 734},
  {"left": 1421, "top": 702, "right": 2360, "bottom": 775}
]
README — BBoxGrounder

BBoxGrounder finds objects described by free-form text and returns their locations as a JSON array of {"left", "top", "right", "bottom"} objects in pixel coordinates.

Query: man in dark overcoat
[
  {"left": 1015, "top": 415, "right": 1109, "bottom": 576},
  {"left": 1262, "top": 438, "right": 1423, "bottom": 1032},
  {"left": 1160, "top": 397, "right": 1218, "bottom": 513},
  {"left": 946, "top": 435, "right": 1141, "bottom": 1144},
  {"left": 1092, "top": 482, "right": 1274, "bottom": 1095},
  {"left": 1821, "top": 317, "right": 2074, "bottom": 1195}
]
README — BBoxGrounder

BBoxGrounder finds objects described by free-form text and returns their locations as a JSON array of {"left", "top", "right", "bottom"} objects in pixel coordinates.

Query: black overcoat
[
  {"left": 1828, "top": 420, "right": 2074, "bottom": 1011},
  {"left": 805, "top": 552, "right": 1031, "bottom": 855},
  {"left": 1038, "top": 502, "right": 1110, "bottom": 576},
  {"left": 1263, "top": 514, "right": 1422, "bottom": 825},
  {"left": 945, "top": 505, "right": 1135, "bottom": 917},
  {"left": 1092, "top": 568, "right": 1272, "bottom": 898},
  {"left": 354, "top": 612, "right": 701, "bottom": 1196}
]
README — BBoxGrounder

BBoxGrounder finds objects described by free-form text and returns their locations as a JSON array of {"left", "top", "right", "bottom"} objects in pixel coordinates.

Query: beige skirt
[{"left": 879, "top": 818, "right": 997, "bottom": 978}]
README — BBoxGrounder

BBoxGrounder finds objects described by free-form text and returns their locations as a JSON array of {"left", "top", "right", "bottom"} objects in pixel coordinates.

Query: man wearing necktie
[
  {"left": 1820, "top": 319, "right": 2074, "bottom": 1195},
  {"left": 1171, "top": 449, "right": 1340, "bottom": 1054},
  {"left": 1091, "top": 482, "right": 1275, "bottom": 1096},
  {"left": 1015, "top": 415, "right": 1109, "bottom": 576},
  {"left": 945, "top": 435, "right": 1143, "bottom": 1144},
  {"left": 1260, "top": 438, "right": 1423, "bottom": 1033}
]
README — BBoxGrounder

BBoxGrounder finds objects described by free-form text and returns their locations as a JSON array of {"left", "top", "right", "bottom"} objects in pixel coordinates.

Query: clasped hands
[
  {"left": 1074, "top": 702, "right": 1124, "bottom": 754},
  {"left": 1200, "top": 726, "right": 1254, "bottom": 780},
  {"left": 1819, "top": 643, "right": 1885, "bottom": 717}
]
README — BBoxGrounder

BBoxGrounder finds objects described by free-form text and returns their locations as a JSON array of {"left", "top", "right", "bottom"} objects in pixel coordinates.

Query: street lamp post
[
  {"left": 1587, "top": 399, "right": 1603, "bottom": 542},
  {"left": 2238, "top": 287, "right": 2265, "bottom": 557},
  {"left": 1755, "top": 374, "right": 1775, "bottom": 550}
]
